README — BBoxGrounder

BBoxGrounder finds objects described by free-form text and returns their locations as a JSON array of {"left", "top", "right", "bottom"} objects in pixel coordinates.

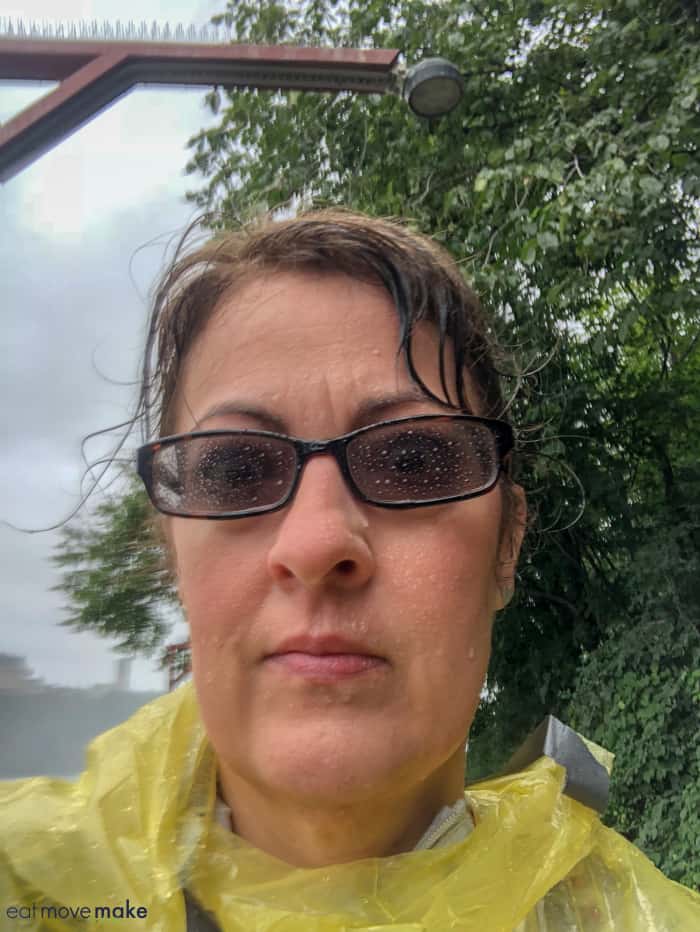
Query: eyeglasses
[{"left": 136, "top": 414, "right": 514, "bottom": 520}]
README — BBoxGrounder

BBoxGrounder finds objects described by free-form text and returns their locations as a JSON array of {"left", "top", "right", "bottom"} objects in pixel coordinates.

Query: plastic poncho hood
[{"left": 2, "top": 683, "right": 699, "bottom": 931}]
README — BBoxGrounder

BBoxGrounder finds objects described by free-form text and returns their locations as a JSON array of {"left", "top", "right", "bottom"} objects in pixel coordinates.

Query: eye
[
  {"left": 195, "top": 442, "right": 268, "bottom": 486},
  {"left": 381, "top": 431, "right": 458, "bottom": 475}
]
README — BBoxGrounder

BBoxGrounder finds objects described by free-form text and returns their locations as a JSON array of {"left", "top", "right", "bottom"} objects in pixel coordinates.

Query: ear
[{"left": 494, "top": 481, "right": 527, "bottom": 610}]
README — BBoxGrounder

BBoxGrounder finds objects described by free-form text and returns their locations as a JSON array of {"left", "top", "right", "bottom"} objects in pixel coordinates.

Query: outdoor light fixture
[
  {"left": 402, "top": 57, "right": 465, "bottom": 118},
  {"left": 0, "top": 18, "right": 465, "bottom": 181}
]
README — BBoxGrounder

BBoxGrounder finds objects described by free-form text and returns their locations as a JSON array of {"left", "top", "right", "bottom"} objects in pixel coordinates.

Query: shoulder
[
  {"left": 522, "top": 822, "right": 700, "bottom": 931},
  {"left": 467, "top": 758, "right": 700, "bottom": 930},
  {"left": 0, "top": 684, "right": 208, "bottom": 924}
]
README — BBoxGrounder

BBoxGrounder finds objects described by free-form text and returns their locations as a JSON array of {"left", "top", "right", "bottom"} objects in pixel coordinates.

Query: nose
[{"left": 266, "top": 452, "right": 375, "bottom": 591}]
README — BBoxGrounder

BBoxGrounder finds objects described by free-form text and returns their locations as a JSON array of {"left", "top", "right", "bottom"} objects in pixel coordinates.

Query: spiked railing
[
  {"left": 0, "top": 17, "right": 238, "bottom": 44},
  {"left": 0, "top": 18, "right": 400, "bottom": 182}
]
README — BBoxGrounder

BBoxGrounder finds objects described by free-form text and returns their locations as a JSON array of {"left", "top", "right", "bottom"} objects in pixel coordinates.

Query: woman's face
[{"left": 169, "top": 272, "right": 523, "bottom": 807}]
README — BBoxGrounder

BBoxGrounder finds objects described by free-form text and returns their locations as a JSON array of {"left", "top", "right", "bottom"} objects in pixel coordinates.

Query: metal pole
[{"left": 0, "top": 36, "right": 400, "bottom": 181}]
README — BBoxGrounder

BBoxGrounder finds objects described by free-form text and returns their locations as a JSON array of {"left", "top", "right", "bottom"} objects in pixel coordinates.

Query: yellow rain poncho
[{"left": 1, "top": 682, "right": 698, "bottom": 931}]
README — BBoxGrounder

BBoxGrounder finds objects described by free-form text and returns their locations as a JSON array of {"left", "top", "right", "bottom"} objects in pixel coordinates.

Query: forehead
[
  {"left": 174, "top": 271, "right": 463, "bottom": 430},
  {"left": 210, "top": 270, "right": 409, "bottom": 355}
]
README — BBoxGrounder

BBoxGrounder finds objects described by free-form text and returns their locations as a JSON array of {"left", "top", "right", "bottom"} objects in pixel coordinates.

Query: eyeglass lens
[
  {"left": 153, "top": 435, "right": 296, "bottom": 515},
  {"left": 150, "top": 419, "right": 500, "bottom": 516},
  {"left": 346, "top": 419, "right": 498, "bottom": 503}
]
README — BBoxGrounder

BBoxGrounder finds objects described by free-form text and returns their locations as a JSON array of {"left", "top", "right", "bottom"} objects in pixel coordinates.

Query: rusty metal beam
[{"left": 0, "top": 40, "right": 401, "bottom": 182}]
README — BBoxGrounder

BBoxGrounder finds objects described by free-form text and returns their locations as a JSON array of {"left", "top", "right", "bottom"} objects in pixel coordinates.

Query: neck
[{"left": 217, "top": 746, "right": 466, "bottom": 868}]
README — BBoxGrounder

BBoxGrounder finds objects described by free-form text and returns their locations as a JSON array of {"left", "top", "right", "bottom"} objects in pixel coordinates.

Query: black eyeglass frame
[{"left": 136, "top": 414, "right": 515, "bottom": 520}]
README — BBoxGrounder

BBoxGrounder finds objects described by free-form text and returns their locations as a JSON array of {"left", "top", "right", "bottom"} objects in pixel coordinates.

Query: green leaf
[
  {"left": 640, "top": 176, "right": 663, "bottom": 196},
  {"left": 638, "top": 56, "right": 660, "bottom": 72},
  {"left": 537, "top": 231, "right": 559, "bottom": 250},
  {"left": 474, "top": 171, "right": 490, "bottom": 193},
  {"left": 521, "top": 239, "right": 537, "bottom": 265},
  {"left": 679, "top": 88, "right": 697, "bottom": 109}
]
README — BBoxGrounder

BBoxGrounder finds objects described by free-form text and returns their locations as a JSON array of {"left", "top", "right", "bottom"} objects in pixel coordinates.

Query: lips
[
  {"left": 266, "top": 633, "right": 384, "bottom": 660},
  {"left": 263, "top": 633, "right": 388, "bottom": 681}
]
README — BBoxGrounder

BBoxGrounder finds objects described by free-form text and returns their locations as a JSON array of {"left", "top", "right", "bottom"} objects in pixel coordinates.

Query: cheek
[
  {"left": 386, "top": 544, "right": 494, "bottom": 754},
  {"left": 407, "top": 551, "right": 494, "bottom": 673},
  {"left": 397, "top": 506, "right": 500, "bottom": 687},
  {"left": 171, "top": 525, "right": 265, "bottom": 645},
  {"left": 396, "top": 503, "right": 502, "bottom": 616}
]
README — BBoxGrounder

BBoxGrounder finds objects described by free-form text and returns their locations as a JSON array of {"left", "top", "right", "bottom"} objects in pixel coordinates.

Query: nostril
[{"left": 337, "top": 560, "right": 355, "bottom": 575}]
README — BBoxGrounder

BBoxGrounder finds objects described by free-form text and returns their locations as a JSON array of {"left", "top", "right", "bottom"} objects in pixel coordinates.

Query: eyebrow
[{"left": 194, "top": 388, "right": 458, "bottom": 435}]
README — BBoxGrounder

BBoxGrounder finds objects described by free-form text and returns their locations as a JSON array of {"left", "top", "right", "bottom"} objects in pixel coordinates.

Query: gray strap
[
  {"left": 500, "top": 715, "right": 610, "bottom": 813},
  {"left": 183, "top": 889, "right": 223, "bottom": 932}
]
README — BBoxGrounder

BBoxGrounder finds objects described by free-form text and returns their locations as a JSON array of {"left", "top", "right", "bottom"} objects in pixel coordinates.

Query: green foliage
[
  {"left": 52, "top": 0, "right": 700, "bottom": 884},
  {"left": 566, "top": 433, "right": 700, "bottom": 889},
  {"left": 52, "top": 476, "right": 179, "bottom": 656},
  {"left": 568, "top": 616, "right": 700, "bottom": 890}
]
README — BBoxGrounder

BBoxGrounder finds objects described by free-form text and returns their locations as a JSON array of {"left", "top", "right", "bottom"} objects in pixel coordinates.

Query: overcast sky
[{"left": 1, "top": 0, "right": 228, "bottom": 690}]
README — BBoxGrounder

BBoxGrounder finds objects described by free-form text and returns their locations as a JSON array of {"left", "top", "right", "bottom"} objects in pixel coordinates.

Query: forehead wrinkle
[
  {"left": 193, "top": 387, "right": 452, "bottom": 436},
  {"left": 181, "top": 329, "right": 472, "bottom": 433},
  {"left": 184, "top": 273, "right": 401, "bottom": 394},
  {"left": 217, "top": 270, "right": 381, "bottom": 332},
  {"left": 175, "top": 272, "right": 480, "bottom": 434}
]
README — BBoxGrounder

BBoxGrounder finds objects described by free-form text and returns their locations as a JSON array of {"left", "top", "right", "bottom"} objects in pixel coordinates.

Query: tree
[
  {"left": 53, "top": 474, "right": 179, "bottom": 657},
  {"left": 53, "top": 0, "right": 700, "bottom": 883}
]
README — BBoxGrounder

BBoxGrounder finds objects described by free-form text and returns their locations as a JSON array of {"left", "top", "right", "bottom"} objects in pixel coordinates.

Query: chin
[{"left": 258, "top": 731, "right": 431, "bottom": 803}]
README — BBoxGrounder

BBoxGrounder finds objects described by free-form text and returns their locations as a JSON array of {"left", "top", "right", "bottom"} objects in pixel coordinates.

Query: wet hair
[{"left": 139, "top": 207, "right": 522, "bottom": 550}]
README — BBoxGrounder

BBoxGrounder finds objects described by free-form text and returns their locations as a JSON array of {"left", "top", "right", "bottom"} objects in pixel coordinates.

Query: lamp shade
[{"left": 403, "top": 57, "right": 464, "bottom": 117}]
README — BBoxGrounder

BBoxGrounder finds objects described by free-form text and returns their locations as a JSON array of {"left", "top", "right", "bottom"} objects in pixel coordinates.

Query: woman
[{"left": 2, "top": 209, "right": 698, "bottom": 930}]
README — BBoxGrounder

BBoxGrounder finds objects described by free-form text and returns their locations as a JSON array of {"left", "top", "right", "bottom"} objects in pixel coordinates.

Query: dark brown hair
[{"left": 142, "top": 208, "right": 509, "bottom": 438}]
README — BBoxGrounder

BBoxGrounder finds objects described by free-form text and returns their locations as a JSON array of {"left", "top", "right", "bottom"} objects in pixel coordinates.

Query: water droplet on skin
[{"left": 467, "top": 646, "right": 476, "bottom": 661}]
